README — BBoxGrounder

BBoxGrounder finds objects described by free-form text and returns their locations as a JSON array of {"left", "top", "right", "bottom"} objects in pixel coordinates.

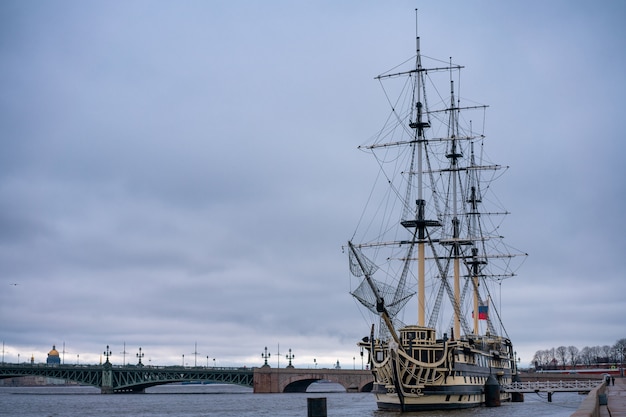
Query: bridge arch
[
  {"left": 283, "top": 378, "right": 320, "bottom": 393},
  {"left": 282, "top": 376, "right": 373, "bottom": 393},
  {"left": 359, "top": 380, "right": 374, "bottom": 392},
  {"left": 253, "top": 367, "right": 374, "bottom": 393},
  {"left": 282, "top": 378, "right": 374, "bottom": 392}
]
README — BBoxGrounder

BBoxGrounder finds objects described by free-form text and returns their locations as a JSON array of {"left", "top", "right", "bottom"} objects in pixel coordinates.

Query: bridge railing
[{"left": 502, "top": 380, "right": 602, "bottom": 393}]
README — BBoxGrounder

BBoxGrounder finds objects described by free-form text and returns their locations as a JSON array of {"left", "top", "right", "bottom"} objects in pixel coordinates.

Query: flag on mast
[{"left": 478, "top": 303, "right": 488, "bottom": 320}]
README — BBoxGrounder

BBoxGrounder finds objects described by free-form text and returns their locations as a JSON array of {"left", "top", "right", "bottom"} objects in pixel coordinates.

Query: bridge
[
  {"left": 0, "top": 362, "right": 373, "bottom": 394},
  {"left": 0, "top": 362, "right": 254, "bottom": 393},
  {"left": 502, "top": 380, "right": 603, "bottom": 402}
]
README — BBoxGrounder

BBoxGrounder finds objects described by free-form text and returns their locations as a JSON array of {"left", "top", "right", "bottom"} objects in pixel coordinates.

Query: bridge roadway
[{"left": 0, "top": 362, "right": 374, "bottom": 394}]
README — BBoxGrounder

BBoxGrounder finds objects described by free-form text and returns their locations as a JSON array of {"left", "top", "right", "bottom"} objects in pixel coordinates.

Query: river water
[{"left": 0, "top": 384, "right": 583, "bottom": 417}]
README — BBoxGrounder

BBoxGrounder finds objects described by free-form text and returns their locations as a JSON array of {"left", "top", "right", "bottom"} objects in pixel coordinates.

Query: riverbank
[{"left": 569, "top": 376, "right": 624, "bottom": 417}]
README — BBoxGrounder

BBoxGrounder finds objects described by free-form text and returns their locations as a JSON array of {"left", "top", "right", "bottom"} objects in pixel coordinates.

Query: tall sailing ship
[{"left": 346, "top": 15, "right": 526, "bottom": 412}]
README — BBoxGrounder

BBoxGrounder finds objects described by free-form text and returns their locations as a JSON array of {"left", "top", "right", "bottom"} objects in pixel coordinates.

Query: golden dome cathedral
[{"left": 47, "top": 345, "right": 61, "bottom": 364}]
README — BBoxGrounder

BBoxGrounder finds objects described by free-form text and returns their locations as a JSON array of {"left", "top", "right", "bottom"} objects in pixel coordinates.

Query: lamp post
[
  {"left": 77, "top": 354, "right": 79, "bottom": 365},
  {"left": 206, "top": 355, "right": 209, "bottom": 368},
  {"left": 120, "top": 343, "right": 128, "bottom": 366},
  {"left": 192, "top": 342, "right": 199, "bottom": 368},
  {"left": 182, "top": 354, "right": 185, "bottom": 367},
  {"left": 136, "top": 347, "right": 144, "bottom": 366},
  {"left": 360, "top": 346, "right": 364, "bottom": 370},
  {"left": 261, "top": 346, "right": 271, "bottom": 367},
  {"left": 314, "top": 358, "right": 317, "bottom": 369},
  {"left": 103, "top": 345, "right": 112, "bottom": 364},
  {"left": 353, "top": 356, "right": 355, "bottom": 370},
  {"left": 286, "top": 349, "right": 295, "bottom": 368}
]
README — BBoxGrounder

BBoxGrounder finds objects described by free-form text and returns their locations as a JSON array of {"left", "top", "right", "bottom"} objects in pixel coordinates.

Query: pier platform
[
  {"left": 602, "top": 377, "right": 625, "bottom": 417},
  {"left": 571, "top": 377, "right": 624, "bottom": 417}
]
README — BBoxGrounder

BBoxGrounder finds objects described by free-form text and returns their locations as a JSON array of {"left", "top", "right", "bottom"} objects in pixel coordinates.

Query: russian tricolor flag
[{"left": 478, "top": 305, "right": 488, "bottom": 320}]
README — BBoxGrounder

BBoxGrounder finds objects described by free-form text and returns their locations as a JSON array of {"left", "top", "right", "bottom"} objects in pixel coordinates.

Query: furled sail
[
  {"left": 348, "top": 244, "right": 414, "bottom": 318},
  {"left": 348, "top": 245, "right": 378, "bottom": 278}
]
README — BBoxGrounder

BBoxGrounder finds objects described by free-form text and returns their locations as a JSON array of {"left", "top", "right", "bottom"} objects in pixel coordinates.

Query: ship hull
[
  {"left": 373, "top": 383, "right": 512, "bottom": 411},
  {"left": 364, "top": 325, "right": 516, "bottom": 411}
]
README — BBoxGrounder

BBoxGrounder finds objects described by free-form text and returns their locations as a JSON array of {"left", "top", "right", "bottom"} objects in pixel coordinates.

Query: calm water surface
[{"left": 0, "top": 384, "right": 583, "bottom": 417}]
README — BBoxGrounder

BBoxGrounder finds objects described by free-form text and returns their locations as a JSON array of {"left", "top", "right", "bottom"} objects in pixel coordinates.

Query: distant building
[{"left": 46, "top": 345, "right": 61, "bottom": 365}]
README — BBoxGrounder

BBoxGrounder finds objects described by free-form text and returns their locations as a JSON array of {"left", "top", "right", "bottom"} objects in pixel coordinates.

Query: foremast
[{"left": 403, "top": 34, "right": 437, "bottom": 329}]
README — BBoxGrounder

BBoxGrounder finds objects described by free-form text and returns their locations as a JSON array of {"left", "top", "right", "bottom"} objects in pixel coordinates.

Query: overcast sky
[{"left": 1, "top": 1, "right": 624, "bottom": 369}]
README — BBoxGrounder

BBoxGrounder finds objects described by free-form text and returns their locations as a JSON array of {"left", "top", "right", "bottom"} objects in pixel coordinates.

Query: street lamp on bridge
[
  {"left": 103, "top": 345, "right": 112, "bottom": 364},
  {"left": 286, "top": 349, "right": 295, "bottom": 368},
  {"left": 261, "top": 346, "right": 270, "bottom": 368},
  {"left": 136, "top": 347, "right": 144, "bottom": 366},
  {"left": 360, "top": 346, "right": 364, "bottom": 370}
]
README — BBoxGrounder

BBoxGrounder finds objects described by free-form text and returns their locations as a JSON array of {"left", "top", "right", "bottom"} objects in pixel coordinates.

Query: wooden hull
[
  {"left": 372, "top": 382, "right": 512, "bottom": 411},
  {"left": 365, "top": 326, "right": 516, "bottom": 411}
]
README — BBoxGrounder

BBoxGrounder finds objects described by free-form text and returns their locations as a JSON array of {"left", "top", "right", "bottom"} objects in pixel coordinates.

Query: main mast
[
  {"left": 415, "top": 32, "right": 427, "bottom": 327},
  {"left": 405, "top": 29, "right": 439, "bottom": 328}
]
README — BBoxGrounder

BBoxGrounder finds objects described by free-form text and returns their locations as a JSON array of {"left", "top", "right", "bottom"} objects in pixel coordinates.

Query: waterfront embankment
[{"left": 570, "top": 377, "right": 624, "bottom": 417}]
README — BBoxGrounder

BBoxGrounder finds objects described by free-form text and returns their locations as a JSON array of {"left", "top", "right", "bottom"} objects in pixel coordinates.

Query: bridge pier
[{"left": 101, "top": 362, "right": 113, "bottom": 394}]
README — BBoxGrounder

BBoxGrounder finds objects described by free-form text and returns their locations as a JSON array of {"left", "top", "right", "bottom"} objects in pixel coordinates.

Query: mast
[
  {"left": 446, "top": 75, "right": 462, "bottom": 338},
  {"left": 467, "top": 143, "right": 486, "bottom": 335},
  {"left": 405, "top": 10, "right": 440, "bottom": 328},
  {"left": 415, "top": 9, "right": 425, "bottom": 329},
  {"left": 415, "top": 28, "right": 426, "bottom": 328}
]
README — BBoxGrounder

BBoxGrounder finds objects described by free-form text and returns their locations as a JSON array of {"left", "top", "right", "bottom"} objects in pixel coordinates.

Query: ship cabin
[
  {"left": 399, "top": 325, "right": 447, "bottom": 364},
  {"left": 399, "top": 325, "right": 437, "bottom": 346}
]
